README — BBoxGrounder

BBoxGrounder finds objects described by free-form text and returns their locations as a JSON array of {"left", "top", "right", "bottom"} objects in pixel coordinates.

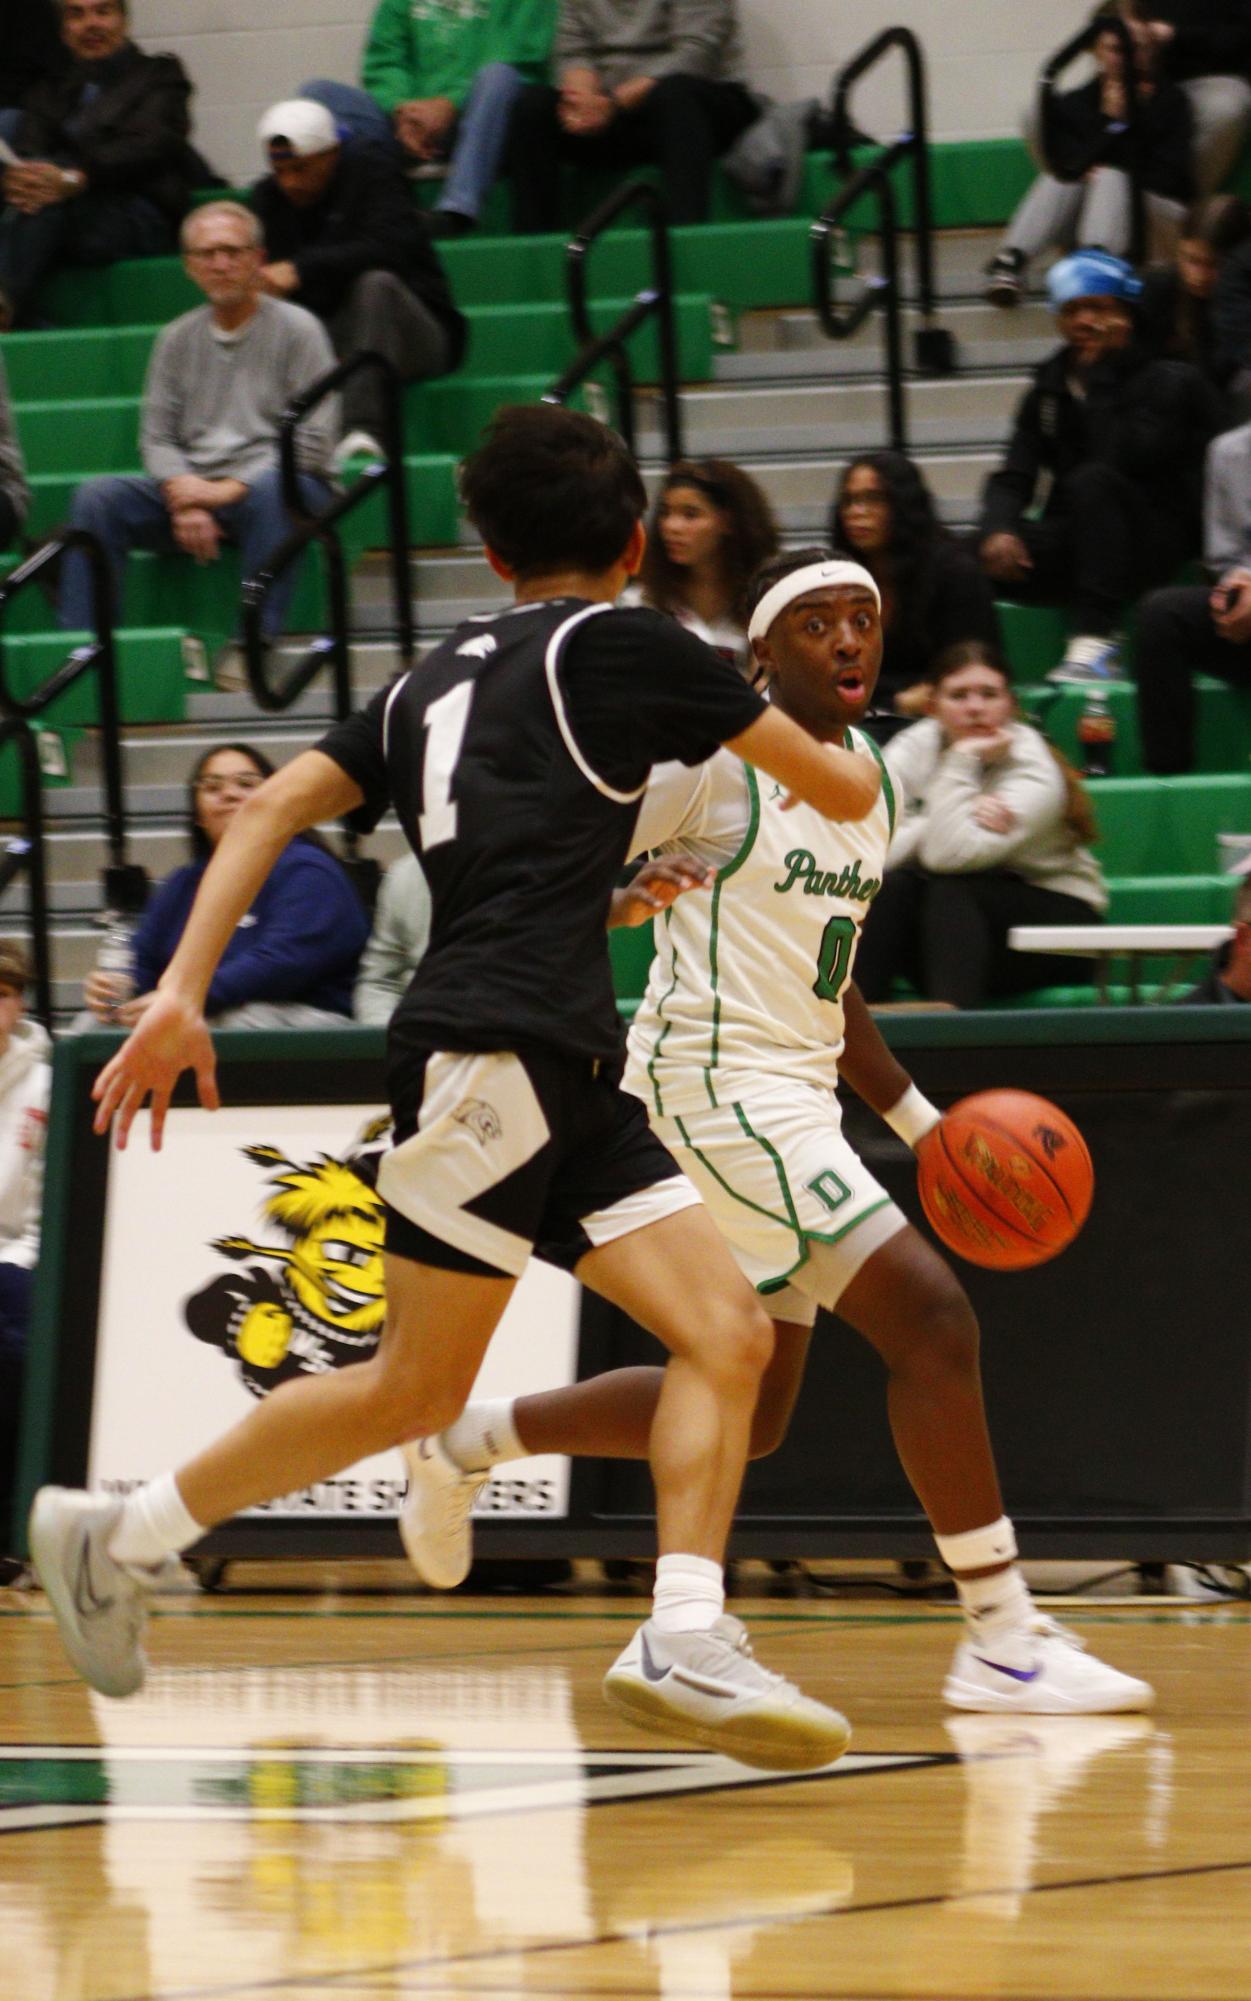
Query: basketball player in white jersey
[{"left": 406, "top": 549, "right": 1153, "bottom": 1718}]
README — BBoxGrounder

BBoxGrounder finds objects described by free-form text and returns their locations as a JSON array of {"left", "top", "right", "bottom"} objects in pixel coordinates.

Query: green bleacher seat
[
  {"left": 1088, "top": 775, "right": 1251, "bottom": 875},
  {"left": 1018, "top": 677, "right": 1251, "bottom": 779}
]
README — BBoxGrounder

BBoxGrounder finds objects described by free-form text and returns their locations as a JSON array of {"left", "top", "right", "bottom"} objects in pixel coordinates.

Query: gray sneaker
[
  {"left": 603, "top": 1614, "right": 851, "bottom": 1771},
  {"left": 28, "top": 1488, "right": 151, "bottom": 1698}
]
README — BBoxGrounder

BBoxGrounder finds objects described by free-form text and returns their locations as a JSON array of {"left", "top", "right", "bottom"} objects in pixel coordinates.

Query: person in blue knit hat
[{"left": 978, "top": 248, "right": 1221, "bottom": 685}]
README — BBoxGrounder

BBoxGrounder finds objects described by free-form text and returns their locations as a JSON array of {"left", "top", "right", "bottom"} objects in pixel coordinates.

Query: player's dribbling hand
[
  {"left": 91, "top": 988, "right": 220, "bottom": 1152},
  {"left": 611, "top": 857, "right": 714, "bottom": 925}
]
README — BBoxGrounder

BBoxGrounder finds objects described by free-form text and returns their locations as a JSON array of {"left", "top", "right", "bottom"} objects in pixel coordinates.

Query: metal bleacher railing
[
  {"left": 0, "top": 531, "right": 147, "bottom": 1028},
  {"left": 543, "top": 178, "right": 684, "bottom": 466},
  {"left": 242, "top": 348, "right": 418, "bottom": 905},
  {"left": 1039, "top": 12, "right": 1145, "bottom": 267},
  {"left": 811, "top": 25, "right": 956, "bottom": 454}
]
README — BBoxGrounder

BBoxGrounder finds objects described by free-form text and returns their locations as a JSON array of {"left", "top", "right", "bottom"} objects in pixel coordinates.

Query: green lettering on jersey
[{"left": 775, "top": 848, "right": 877, "bottom": 902}]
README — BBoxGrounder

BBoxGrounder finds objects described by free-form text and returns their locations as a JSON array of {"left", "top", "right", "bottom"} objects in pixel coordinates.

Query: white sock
[
  {"left": 108, "top": 1473, "right": 205, "bottom": 1568},
  {"left": 442, "top": 1398, "right": 525, "bottom": 1473},
  {"left": 651, "top": 1553, "right": 725, "bottom": 1634},
  {"left": 934, "top": 1516, "right": 1034, "bottom": 1644}
]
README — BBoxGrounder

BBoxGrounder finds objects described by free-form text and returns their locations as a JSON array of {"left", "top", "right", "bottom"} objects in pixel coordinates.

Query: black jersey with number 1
[{"left": 316, "top": 598, "right": 766, "bottom": 1061}]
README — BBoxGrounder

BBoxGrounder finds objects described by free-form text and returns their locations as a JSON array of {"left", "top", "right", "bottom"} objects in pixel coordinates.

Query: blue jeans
[
  {"left": 301, "top": 62, "right": 526, "bottom": 220},
  {"left": 0, "top": 190, "right": 172, "bottom": 321},
  {"left": 58, "top": 468, "right": 334, "bottom": 637}
]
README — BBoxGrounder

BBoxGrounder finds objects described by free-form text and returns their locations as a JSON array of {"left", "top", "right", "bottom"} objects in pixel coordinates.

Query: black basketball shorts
[{"left": 380, "top": 1043, "right": 701, "bottom": 1278}]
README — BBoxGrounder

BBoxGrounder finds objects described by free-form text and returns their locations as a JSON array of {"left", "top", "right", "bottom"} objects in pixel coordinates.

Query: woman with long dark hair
[
  {"left": 83, "top": 742, "right": 369, "bottom": 1028},
  {"left": 854, "top": 642, "right": 1107, "bottom": 1007},
  {"left": 1140, "top": 190, "right": 1251, "bottom": 393},
  {"left": 829, "top": 452, "right": 1000, "bottom": 717},
  {"left": 636, "top": 457, "right": 779, "bottom": 675}
]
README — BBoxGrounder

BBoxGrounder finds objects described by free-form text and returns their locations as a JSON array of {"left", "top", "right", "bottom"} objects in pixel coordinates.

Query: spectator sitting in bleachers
[
  {"left": 1177, "top": 872, "right": 1251, "bottom": 1001},
  {"left": 0, "top": 351, "right": 29, "bottom": 553},
  {"left": 0, "top": 939, "right": 49, "bottom": 1559},
  {"left": 251, "top": 99, "right": 467, "bottom": 464},
  {"left": 978, "top": 249, "right": 1221, "bottom": 689},
  {"left": 0, "top": 1, "right": 65, "bottom": 135},
  {"left": 56, "top": 201, "right": 338, "bottom": 689},
  {"left": 1133, "top": 1, "right": 1251, "bottom": 192},
  {"left": 353, "top": 853, "right": 432, "bottom": 1025},
  {"left": 854, "top": 644, "right": 1107, "bottom": 1010},
  {"left": 985, "top": 10, "right": 1193, "bottom": 308},
  {"left": 0, "top": 0, "right": 214, "bottom": 331},
  {"left": 83, "top": 744, "right": 370, "bottom": 1031},
  {"left": 506, "top": 0, "right": 758, "bottom": 232},
  {"left": 1139, "top": 192, "right": 1251, "bottom": 403},
  {"left": 634, "top": 457, "right": 777, "bottom": 677},
  {"left": 828, "top": 451, "right": 1001, "bottom": 722},
  {"left": 301, "top": 0, "right": 556, "bottom": 239},
  {"left": 1132, "top": 416, "right": 1251, "bottom": 772}
]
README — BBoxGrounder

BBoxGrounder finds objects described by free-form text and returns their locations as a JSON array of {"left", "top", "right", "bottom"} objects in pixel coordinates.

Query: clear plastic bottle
[
  {"left": 1076, "top": 689, "right": 1116, "bottom": 779},
  {"left": 94, "top": 909, "right": 136, "bottom": 1019}
]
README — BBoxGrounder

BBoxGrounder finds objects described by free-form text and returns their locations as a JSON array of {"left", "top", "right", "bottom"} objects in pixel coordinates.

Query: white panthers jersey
[{"left": 624, "top": 730, "right": 895, "bottom": 1119}]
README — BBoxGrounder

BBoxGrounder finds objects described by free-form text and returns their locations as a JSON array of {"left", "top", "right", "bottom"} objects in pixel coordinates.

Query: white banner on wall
[{"left": 88, "top": 1103, "right": 580, "bottom": 1521}]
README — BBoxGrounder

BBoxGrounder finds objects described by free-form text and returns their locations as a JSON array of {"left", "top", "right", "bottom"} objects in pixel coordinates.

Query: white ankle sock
[
  {"left": 442, "top": 1399, "right": 524, "bottom": 1473},
  {"left": 108, "top": 1473, "right": 205, "bottom": 1568},
  {"left": 651, "top": 1553, "right": 725, "bottom": 1634},
  {"left": 952, "top": 1565, "right": 1034, "bottom": 1644}
]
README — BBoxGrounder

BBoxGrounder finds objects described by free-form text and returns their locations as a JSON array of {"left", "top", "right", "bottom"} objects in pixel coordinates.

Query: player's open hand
[
  {"left": 611, "top": 857, "right": 714, "bottom": 926},
  {"left": 91, "top": 988, "right": 220, "bottom": 1152}
]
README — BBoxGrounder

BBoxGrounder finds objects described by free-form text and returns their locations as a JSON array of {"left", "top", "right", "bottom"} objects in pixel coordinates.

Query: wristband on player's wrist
[{"left": 883, "top": 1083, "right": 941, "bottom": 1149}]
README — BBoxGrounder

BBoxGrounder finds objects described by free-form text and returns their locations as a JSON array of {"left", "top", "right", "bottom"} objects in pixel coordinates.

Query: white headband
[{"left": 747, "top": 560, "right": 881, "bottom": 644}]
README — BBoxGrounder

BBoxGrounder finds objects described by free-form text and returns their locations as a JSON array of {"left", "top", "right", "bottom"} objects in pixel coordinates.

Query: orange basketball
[{"left": 915, "top": 1089, "right": 1093, "bottom": 1271}]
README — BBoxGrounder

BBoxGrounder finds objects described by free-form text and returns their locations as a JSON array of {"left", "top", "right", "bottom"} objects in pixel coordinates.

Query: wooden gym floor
[{"left": 0, "top": 1572, "right": 1248, "bottom": 2001}]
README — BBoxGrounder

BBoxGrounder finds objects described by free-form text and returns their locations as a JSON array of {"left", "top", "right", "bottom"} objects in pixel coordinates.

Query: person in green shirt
[{"left": 300, "top": 0, "right": 556, "bottom": 236}]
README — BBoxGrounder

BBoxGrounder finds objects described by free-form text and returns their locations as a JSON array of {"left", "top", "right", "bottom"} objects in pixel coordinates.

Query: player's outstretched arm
[
  {"left": 725, "top": 707, "right": 880, "bottom": 822},
  {"left": 92, "top": 751, "right": 364, "bottom": 1152}
]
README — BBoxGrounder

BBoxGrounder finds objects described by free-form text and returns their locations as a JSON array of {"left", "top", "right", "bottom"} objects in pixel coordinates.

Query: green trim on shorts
[
  {"left": 730, "top": 1097, "right": 803, "bottom": 1236},
  {"left": 673, "top": 1111, "right": 803, "bottom": 1244}
]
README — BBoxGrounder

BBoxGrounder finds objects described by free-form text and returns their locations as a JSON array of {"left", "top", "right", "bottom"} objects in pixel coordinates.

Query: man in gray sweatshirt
[
  {"left": 57, "top": 199, "right": 337, "bottom": 663},
  {"left": 507, "top": 0, "right": 757, "bottom": 230}
]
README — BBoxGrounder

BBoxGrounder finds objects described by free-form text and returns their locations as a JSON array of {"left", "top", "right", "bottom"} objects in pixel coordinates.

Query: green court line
[{"left": 1, "top": 1602, "right": 1244, "bottom": 1627}]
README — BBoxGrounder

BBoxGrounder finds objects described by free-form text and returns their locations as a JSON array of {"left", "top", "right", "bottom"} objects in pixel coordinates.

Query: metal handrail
[
  {"left": 543, "top": 178, "right": 683, "bottom": 464},
  {"left": 812, "top": 159, "right": 907, "bottom": 449},
  {"left": 1040, "top": 13, "right": 1144, "bottom": 266},
  {"left": 828, "top": 26, "right": 943, "bottom": 340},
  {"left": 241, "top": 349, "right": 415, "bottom": 717},
  {"left": 0, "top": 530, "right": 147, "bottom": 1027}
]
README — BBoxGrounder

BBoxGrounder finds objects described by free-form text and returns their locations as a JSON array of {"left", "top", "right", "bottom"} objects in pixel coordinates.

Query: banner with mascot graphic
[{"left": 88, "top": 1101, "right": 579, "bottom": 1522}]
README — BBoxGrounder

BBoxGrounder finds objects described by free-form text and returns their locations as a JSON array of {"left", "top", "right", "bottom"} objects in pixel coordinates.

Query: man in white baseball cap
[{"left": 250, "top": 96, "right": 466, "bottom": 463}]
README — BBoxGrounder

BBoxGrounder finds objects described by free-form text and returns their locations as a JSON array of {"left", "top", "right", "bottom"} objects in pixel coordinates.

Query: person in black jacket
[
  {"left": 1137, "top": 1, "right": 1251, "bottom": 190},
  {"left": 986, "top": 16, "right": 1193, "bottom": 306},
  {"left": 978, "top": 249, "right": 1221, "bottom": 685},
  {"left": 0, "top": 0, "right": 210, "bottom": 329},
  {"left": 828, "top": 451, "right": 1001, "bottom": 720},
  {"left": 251, "top": 98, "right": 467, "bottom": 458},
  {"left": 1140, "top": 191, "right": 1251, "bottom": 404},
  {"left": 0, "top": 0, "right": 65, "bottom": 122}
]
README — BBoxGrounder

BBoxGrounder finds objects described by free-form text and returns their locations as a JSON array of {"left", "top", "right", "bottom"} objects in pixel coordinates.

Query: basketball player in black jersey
[{"left": 31, "top": 406, "right": 881, "bottom": 1771}]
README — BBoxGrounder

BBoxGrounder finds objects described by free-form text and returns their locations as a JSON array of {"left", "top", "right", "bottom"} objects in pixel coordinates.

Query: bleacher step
[{"left": 635, "top": 373, "right": 1028, "bottom": 457}]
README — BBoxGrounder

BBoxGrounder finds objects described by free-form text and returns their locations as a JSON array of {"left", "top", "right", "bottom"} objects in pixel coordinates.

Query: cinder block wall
[{"left": 131, "top": 0, "right": 1077, "bottom": 185}]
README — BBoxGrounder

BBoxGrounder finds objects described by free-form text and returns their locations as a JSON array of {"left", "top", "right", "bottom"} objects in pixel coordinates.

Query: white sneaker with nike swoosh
[
  {"left": 944, "top": 1614, "right": 1154, "bottom": 1714},
  {"left": 399, "top": 1436, "right": 486, "bottom": 1588},
  {"left": 28, "top": 1488, "right": 153, "bottom": 1698},
  {"left": 603, "top": 1614, "right": 852, "bottom": 1770}
]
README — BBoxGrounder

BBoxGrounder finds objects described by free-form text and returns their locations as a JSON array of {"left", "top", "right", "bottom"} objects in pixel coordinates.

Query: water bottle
[
  {"left": 94, "top": 910, "right": 136, "bottom": 1019},
  {"left": 1076, "top": 689, "right": 1116, "bottom": 779}
]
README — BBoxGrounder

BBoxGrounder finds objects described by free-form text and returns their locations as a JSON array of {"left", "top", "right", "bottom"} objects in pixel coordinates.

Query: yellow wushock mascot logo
[{"left": 183, "top": 1140, "right": 387, "bottom": 1398}]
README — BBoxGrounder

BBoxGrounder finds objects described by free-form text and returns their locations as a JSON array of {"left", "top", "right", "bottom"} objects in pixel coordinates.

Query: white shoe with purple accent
[
  {"left": 944, "top": 1615, "right": 1154, "bottom": 1714},
  {"left": 399, "top": 1435, "right": 486, "bottom": 1589}
]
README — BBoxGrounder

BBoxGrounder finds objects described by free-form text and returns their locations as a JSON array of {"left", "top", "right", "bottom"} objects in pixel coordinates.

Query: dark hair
[
  {"left": 1167, "top": 194, "right": 1251, "bottom": 358},
  {"left": 187, "top": 743, "right": 274, "bottom": 861},
  {"left": 638, "top": 458, "right": 779, "bottom": 624},
  {"left": 459, "top": 405, "right": 647, "bottom": 582},
  {"left": 931, "top": 641, "right": 1099, "bottom": 847},
  {"left": 744, "top": 546, "right": 835, "bottom": 623},
  {"left": 828, "top": 452, "right": 954, "bottom": 662}
]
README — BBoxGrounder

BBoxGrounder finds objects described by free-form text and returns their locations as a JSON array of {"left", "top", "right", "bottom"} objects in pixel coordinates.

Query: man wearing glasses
[{"left": 57, "top": 201, "right": 339, "bottom": 688}]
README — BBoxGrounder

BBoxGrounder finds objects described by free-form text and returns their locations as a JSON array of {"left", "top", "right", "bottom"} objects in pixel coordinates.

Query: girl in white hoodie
[{"left": 856, "top": 643, "right": 1107, "bottom": 1006}]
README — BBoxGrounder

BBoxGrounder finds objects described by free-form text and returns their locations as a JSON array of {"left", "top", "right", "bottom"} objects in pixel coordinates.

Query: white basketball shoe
[
  {"left": 944, "top": 1614, "right": 1154, "bottom": 1714},
  {"left": 28, "top": 1488, "right": 153, "bottom": 1698},
  {"left": 399, "top": 1436, "right": 486, "bottom": 1588},
  {"left": 604, "top": 1613, "right": 852, "bottom": 1770}
]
